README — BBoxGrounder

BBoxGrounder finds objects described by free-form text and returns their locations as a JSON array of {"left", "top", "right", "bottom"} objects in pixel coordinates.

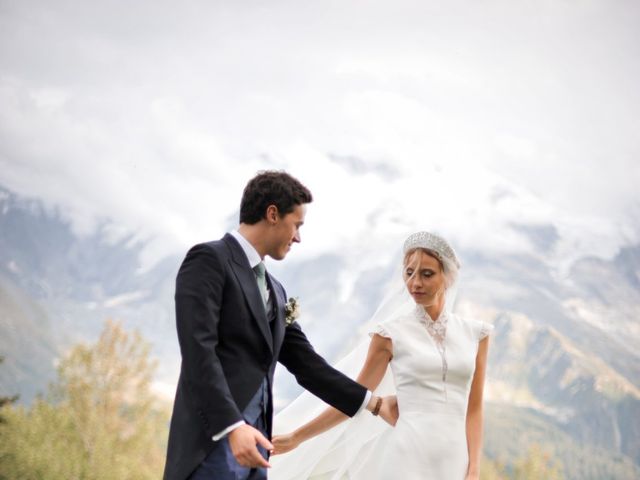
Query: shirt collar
[{"left": 230, "top": 230, "right": 262, "bottom": 269}]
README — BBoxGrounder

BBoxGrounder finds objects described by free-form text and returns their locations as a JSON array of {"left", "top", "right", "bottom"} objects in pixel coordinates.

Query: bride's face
[{"left": 403, "top": 250, "right": 446, "bottom": 308}]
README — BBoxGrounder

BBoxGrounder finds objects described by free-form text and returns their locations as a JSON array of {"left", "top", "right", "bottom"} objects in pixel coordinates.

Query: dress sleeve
[
  {"left": 477, "top": 321, "right": 494, "bottom": 341},
  {"left": 369, "top": 323, "right": 392, "bottom": 339}
]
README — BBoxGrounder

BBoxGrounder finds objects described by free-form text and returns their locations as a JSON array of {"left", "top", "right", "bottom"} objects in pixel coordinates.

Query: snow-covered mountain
[
  {"left": 1, "top": 185, "right": 638, "bottom": 478},
  {"left": 0, "top": 186, "right": 182, "bottom": 398}
]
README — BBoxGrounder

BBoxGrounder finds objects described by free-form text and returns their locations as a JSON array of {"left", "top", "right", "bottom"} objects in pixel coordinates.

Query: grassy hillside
[{"left": 484, "top": 403, "right": 640, "bottom": 480}]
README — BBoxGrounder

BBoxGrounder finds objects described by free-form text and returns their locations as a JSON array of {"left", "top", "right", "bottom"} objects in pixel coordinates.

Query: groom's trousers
[{"left": 188, "top": 378, "right": 270, "bottom": 480}]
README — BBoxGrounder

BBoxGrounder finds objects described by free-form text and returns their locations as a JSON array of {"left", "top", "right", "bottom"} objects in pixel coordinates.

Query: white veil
[{"left": 271, "top": 235, "right": 460, "bottom": 480}]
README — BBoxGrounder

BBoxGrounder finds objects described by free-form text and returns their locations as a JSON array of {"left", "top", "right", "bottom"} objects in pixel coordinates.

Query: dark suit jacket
[{"left": 163, "top": 234, "right": 367, "bottom": 480}]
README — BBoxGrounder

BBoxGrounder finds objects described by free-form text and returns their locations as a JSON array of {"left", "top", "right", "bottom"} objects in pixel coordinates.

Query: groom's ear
[{"left": 265, "top": 205, "right": 280, "bottom": 224}]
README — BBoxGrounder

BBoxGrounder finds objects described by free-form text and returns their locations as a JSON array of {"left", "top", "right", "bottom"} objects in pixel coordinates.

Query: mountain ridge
[{"left": 1, "top": 184, "right": 638, "bottom": 478}]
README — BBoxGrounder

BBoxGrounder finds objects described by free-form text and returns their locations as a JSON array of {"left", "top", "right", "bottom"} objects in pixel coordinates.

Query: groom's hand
[
  {"left": 228, "top": 424, "right": 273, "bottom": 468},
  {"left": 377, "top": 395, "right": 399, "bottom": 426}
]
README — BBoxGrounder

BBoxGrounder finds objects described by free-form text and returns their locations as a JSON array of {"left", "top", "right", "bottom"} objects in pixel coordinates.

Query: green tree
[
  {"left": 481, "top": 445, "right": 564, "bottom": 480},
  {"left": 481, "top": 457, "right": 508, "bottom": 480},
  {"left": 0, "top": 356, "right": 19, "bottom": 422},
  {"left": 513, "top": 444, "right": 563, "bottom": 480},
  {"left": 0, "top": 320, "right": 170, "bottom": 479}
]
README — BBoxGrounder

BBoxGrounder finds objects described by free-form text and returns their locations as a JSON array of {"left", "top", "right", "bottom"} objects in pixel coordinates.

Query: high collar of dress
[{"left": 414, "top": 304, "right": 449, "bottom": 324}]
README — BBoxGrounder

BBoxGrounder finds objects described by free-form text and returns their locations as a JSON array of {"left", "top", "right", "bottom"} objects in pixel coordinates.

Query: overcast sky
[{"left": 1, "top": 0, "right": 639, "bottom": 270}]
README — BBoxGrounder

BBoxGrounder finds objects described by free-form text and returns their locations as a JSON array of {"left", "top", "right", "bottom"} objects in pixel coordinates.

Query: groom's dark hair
[{"left": 240, "top": 170, "right": 313, "bottom": 224}]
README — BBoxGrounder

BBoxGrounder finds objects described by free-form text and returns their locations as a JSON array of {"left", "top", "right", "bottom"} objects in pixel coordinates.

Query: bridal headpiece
[{"left": 402, "top": 231, "right": 461, "bottom": 269}]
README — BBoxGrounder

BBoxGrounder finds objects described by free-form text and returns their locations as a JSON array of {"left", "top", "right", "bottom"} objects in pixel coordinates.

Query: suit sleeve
[
  {"left": 278, "top": 320, "right": 367, "bottom": 417},
  {"left": 174, "top": 244, "right": 243, "bottom": 438}
]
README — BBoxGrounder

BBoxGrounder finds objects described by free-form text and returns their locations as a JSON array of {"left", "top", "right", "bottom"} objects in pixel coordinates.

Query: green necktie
[{"left": 253, "top": 262, "right": 268, "bottom": 310}]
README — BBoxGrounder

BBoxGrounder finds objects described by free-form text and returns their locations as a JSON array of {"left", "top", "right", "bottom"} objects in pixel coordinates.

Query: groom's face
[{"left": 267, "top": 203, "right": 306, "bottom": 260}]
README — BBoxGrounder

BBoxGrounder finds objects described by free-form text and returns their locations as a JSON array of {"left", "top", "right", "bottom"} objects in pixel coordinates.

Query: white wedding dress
[{"left": 271, "top": 306, "right": 493, "bottom": 480}]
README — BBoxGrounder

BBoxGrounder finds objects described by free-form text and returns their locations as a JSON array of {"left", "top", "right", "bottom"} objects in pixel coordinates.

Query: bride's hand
[
  {"left": 378, "top": 395, "right": 399, "bottom": 426},
  {"left": 271, "top": 432, "right": 301, "bottom": 455}
]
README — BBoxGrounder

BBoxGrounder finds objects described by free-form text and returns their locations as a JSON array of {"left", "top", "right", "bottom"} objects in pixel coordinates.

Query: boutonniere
[{"left": 284, "top": 297, "right": 300, "bottom": 326}]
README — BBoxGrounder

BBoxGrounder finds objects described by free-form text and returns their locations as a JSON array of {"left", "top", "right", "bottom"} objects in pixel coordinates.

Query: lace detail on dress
[
  {"left": 369, "top": 324, "right": 391, "bottom": 339},
  {"left": 415, "top": 306, "right": 449, "bottom": 400},
  {"left": 478, "top": 322, "right": 494, "bottom": 341}
]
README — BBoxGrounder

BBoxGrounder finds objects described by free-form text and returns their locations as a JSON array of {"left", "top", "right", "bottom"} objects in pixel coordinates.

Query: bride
[{"left": 269, "top": 232, "right": 492, "bottom": 480}]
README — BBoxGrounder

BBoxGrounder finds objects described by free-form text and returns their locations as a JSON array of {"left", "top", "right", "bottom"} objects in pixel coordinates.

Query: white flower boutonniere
[{"left": 284, "top": 297, "right": 300, "bottom": 326}]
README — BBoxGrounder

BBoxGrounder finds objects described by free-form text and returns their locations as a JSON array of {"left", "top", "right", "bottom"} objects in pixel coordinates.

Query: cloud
[{"left": 0, "top": 0, "right": 638, "bottom": 267}]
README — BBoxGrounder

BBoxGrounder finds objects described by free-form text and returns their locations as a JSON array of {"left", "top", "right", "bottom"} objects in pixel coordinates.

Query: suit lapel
[{"left": 223, "top": 234, "right": 273, "bottom": 353}]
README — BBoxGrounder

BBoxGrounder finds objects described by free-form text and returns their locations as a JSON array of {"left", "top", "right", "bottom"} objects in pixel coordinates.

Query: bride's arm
[
  {"left": 465, "top": 337, "right": 490, "bottom": 480},
  {"left": 272, "top": 334, "right": 393, "bottom": 455}
]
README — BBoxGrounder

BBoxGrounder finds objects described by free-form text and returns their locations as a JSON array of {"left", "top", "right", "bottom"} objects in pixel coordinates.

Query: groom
[{"left": 163, "top": 171, "right": 393, "bottom": 480}]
